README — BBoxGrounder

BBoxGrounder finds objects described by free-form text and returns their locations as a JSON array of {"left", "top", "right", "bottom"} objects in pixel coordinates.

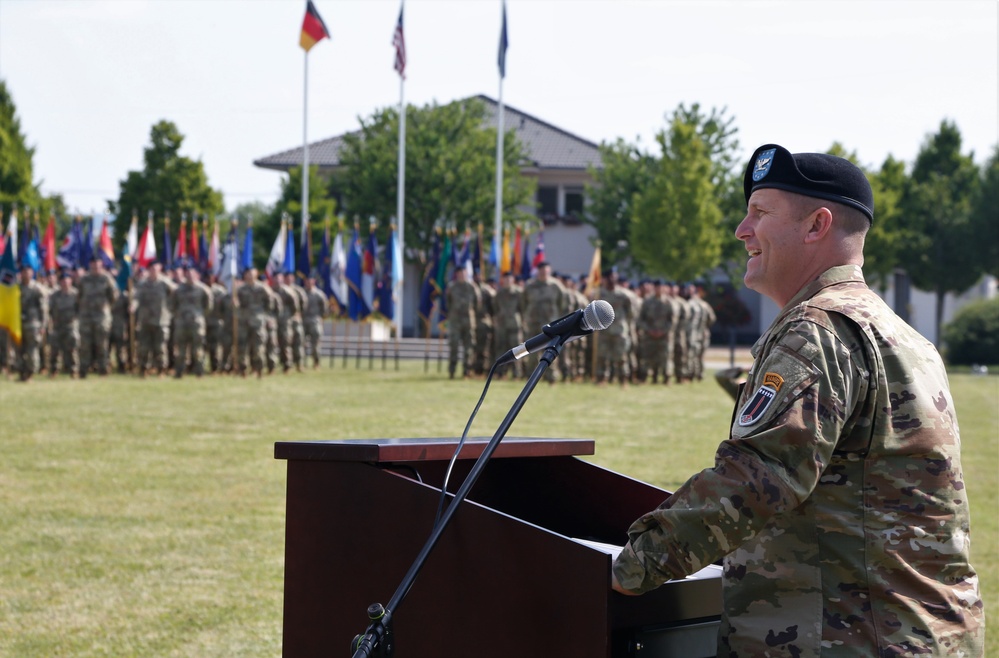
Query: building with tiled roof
[{"left": 254, "top": 96, "right": 604, "bottom": 337}]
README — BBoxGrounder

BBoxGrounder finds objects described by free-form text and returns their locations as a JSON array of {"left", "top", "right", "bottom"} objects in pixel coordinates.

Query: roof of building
[{"left": 252, "top": 94, "right": 603, "bottom": 173}]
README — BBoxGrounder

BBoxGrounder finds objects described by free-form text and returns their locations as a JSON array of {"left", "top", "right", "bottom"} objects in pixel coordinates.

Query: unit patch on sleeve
[{"left": 738, "top": 372, "right": 784, "bottom": 427}]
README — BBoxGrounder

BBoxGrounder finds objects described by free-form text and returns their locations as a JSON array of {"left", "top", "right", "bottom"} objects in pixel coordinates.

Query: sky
[{"left": 0, "top": 0, "right": 996, "bottom": 219}]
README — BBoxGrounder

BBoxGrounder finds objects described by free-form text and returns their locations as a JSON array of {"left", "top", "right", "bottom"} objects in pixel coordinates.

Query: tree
[
  {"left": 971, "top": 146, "right": 999, "bottom": 278},
  {"left": 587, "top": 103, "right": 741, "bottom": 281},
  {"left": 899, "top": 121, "right": 983, "bottom": 344},
  {"left": 336, "top": 97, "right": 536, "bottom": 258},
  {"left": 0, "top": 79, "right": 40, "bottom": 218},
  {"left": 865, "top": 154, "right": 908, "bottom": 291},
  {"left": 110, "top": 120, "right": 224, "bottom": 255},
  {"left": 629, "top": 116, "right": 724, "bottom": 281},
  {"left": 585, "top": 137, "right": 657, "bottom": 266}
]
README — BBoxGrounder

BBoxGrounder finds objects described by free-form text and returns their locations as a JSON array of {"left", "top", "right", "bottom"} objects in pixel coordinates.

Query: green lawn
[{"left": 0, "top": 363, "right": 995, "bottom": 656}]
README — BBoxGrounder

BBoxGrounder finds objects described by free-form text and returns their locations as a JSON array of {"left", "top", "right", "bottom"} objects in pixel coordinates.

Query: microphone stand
[{"left": 350, "top": 335, "right": 568, "bottom": 658}]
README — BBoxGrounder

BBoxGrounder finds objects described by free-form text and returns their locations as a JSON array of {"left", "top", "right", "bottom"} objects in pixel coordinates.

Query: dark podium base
[{"left": 275, "top": 438, "right": 721, "bottom": 658}]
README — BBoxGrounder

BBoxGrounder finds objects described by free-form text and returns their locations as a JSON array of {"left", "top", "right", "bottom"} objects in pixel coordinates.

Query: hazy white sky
[{"left": 0, "top": 0, "right": 996, "bottom": 216}]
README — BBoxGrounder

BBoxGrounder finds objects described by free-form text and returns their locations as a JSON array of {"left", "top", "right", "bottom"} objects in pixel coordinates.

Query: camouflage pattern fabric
[
  {"left": 48, "top": 287, "right": 80, "bottom": 375},
  {"left": 613, "top": 265, "right": 984, "bottom": 657},
  {"left": 444, "top": 278, "right": 478, "bottom": 377}
]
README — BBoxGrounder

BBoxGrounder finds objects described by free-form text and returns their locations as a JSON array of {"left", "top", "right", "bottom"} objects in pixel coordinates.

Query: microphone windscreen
[{"left": 583, "top": 300, "right": 615, "bottom": 331}]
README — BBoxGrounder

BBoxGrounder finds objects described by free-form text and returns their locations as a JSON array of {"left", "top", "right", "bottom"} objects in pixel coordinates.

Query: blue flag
[
  {"left": 346, "top": 227, "right": 366, "bottom": 321},
  {"left": 240, "top": 223, "right": 254, "bottom": 273},
  {"left": 283, "top": 224, "right": 296, "bottom": 275},
  {"left": 80, "top": 218, "right": 94, "bottom": 269},
  {"left": 378, "top": 227, "right": 398, "bottom": 320},
  {"left": 161, "top": 222, "right": 173, "bottom": 270},
  {"left": 297, "top": 225, "right": 312, "bottom": 283}
]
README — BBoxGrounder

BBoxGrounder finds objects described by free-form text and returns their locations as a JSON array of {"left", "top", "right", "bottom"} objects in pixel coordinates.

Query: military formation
[
  {"left": 442, "top": 261, "right": 717, "bottom": 384},
  {"left": 3, "top": 262, "right": 329, "bottom": 382},
  {"left": 5, "top": 255, "right": 716, "bottom": 384}
]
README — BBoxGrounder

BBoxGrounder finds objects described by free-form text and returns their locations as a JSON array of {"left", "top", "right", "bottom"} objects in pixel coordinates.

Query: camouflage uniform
[
  {"left": 218, "top": 289, "right": 237, "bottom": 373},
  {"left": 135, "top": 276, "right": 175, "bottom": 374},
  {"left": 636, "top": 290, "right": 673, "bottom": 384},
  {"left": 237, "top": 279, "right": 272, "bottom": 376},
  {"left": 492, "top": 280, "right": 524, "bottom": 378},
  {"left": 170, "top": 277, "right": 213, "bottom": 378},
  {"left": 303, "top": 284, "right": 329, "bottom": 367},
  {"left": 597, "top": 285, "right": 633, "bottom": 384},
  {"left": 522, "top": 275, "right": 566, "bottom": 381},
  {"left": 77, "top": 270, "right": 118, "bottom": 376},
  {"left": 671, "top": 293, "right": 691, "bottom": 382},
  {"left": 110, "top": 288, "right": 131, "bottom": 373},
  {"left": 274, "top": 283, "right": 302, "bottom": 372},
  {"left": 48, "top": 284, "right": 80, "bottom": 376},
  {"left": 444, "top": 277, "right": 478, "bottom": 378},
  {"left": 690, "top": 294, "right": 716, "bottom": 381},
  {"left": 263, "top": 284, "right": 282, "bottom": 373},
  {"left": 472, "top": 280, "right": 495, "bottom": 375},
  {"left": 205, "top": 281, "right": 227, "bottom": 373},
  {"left": 289, "top": 281, "right": 308, "bottom": 369},
  {"left": 17, "top": 277, "right": 49, "bottom": 380},
  {"left": 613, "top": 266, "right": 984, "bottom": 657}
]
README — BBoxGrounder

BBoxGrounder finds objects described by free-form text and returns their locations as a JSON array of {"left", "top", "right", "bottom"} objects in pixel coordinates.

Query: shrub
[{"left": 942, "top": 298, "right": 999, "bottom": 366}]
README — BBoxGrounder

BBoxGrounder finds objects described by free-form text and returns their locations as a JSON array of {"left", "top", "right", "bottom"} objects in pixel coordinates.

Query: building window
[
  {"left": 564, "top": 187, "right": 584, "bottom": 223},
  {"left": 538, "top": 186, "right": 558, "bottom": 217}
]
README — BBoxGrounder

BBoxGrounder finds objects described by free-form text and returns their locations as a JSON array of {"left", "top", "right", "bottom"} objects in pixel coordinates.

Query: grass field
[{"left": 0, "top": 362, "right": 995, "bottom": 657}]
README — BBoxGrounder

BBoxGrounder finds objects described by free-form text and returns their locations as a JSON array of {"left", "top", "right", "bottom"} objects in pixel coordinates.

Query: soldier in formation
[
  {"left": 170, "top": 266, "right": 213, "bottom": 378},
  {"left": 17, "top": 265, "right": 49, "bottom": 382},
  {"left": 444, "top": 267, "right": 477, "bottom": 379},
  {"left": 77, "top": 258, "right": 118, "bottom": 377},
  {"left": 303, "top": 274, "right": 329, "bottom": 369},
  {"left": 48, "top": 271, "right": 80, "bottom": 378}
]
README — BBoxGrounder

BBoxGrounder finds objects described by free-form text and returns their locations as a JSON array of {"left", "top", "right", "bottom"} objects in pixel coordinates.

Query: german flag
[{"left": 300, "top": 1, "right": 330, "bottom": 52}]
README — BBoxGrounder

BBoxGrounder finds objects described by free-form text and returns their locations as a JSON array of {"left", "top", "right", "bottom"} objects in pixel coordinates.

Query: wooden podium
[{"left": 275, "top": 438, "right": 722, "bottom": 658}]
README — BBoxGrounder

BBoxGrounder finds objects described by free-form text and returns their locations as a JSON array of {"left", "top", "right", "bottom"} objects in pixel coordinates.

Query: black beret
[{"left": 744, "top": 144, "right": 874, "bottom": 223}]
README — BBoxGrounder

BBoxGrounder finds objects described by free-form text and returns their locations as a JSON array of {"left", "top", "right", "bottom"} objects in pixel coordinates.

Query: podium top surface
[{"left": 274, "top": 437, "right": 595, "bottom": 463}]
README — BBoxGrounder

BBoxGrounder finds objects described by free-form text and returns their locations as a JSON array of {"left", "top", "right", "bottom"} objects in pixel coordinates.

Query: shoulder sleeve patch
[{"left": 732, "top": 345, "right": 821, "bottom": 436}]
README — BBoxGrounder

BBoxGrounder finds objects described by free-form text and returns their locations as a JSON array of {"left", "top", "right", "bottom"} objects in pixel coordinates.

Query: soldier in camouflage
[
  {"left": 302, "top": 275, "right": 328, "bottom": 369},
  {"left": 472, "top": 272, "right": 495, "bottom": 376},
  {"left": 48, "top": 271, "right": 80, "bottom": 378},
  {"left": 135, "top": 264, "right": 175, "bottom": 377},
  {"left": 444, "top": 267, "right": 478, "bottom": 379},
  {"left": 596, "top": 272, "right": 633, "bottom": 386},
  {"left": 204, "top": 274, "right": 227, "bottom": 373},
  {"left": 612, "top": 144, "right": 984, "bottom": 657},
  {"left": 237, "top": 268, "right": 271, "bottom": 378},
  {"left": 77, "top": 258, "right": 118, "bottom": 377},
  {"left": 170, "top": 266, "right": 213, "bottom": 378},
  {"left": 521, "top": 262, "right": 566, "bottom": 382},
  {"left": 492, "top": 272, "right": 523, "bottom": 379},
  {"left": 17, "top": 266, "right": 49, "bottom": 382},
  {"left": 110, "top": 284, "right": 131, "bottom": 373},
  {"left": 636, "top": 279, "right": 673, "bottom": 384}
]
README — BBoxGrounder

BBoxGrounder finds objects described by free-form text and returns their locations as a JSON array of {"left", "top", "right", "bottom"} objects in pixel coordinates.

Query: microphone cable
[{"left": 432, "top": 359, "right": 500, "bottom": 529}]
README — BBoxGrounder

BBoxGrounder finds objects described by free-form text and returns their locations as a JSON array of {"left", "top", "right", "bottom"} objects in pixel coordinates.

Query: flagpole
[
  {"left": 493, "top": 0, "right": 507, "bottom": 282},
  {"left": 396, "top": 72, "right": 406, "bottom": 340},
  {"left": 302, "top": 50, "right": 310, "bottom": 242}
]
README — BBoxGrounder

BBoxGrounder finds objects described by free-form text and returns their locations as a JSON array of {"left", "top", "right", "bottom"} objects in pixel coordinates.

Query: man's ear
[{"left": 803, "top": 206, "right": 834, "bottom": 244}]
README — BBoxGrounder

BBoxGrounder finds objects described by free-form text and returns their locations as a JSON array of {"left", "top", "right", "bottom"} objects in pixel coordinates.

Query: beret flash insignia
[{"left": 752, "top": 148, "right": 776, "bottom": 182}]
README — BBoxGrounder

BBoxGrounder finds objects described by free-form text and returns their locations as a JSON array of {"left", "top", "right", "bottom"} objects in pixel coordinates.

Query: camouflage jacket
[{"left": 613, "top": 265, "right": 983, "bottom": 657}]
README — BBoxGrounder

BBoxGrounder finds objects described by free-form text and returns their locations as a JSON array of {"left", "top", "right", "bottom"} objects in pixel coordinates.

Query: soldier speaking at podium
[{"left": 611, "top": 144, "right": 984, "bottom": 657}]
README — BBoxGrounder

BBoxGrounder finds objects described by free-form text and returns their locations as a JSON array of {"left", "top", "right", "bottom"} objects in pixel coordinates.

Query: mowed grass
[{"left": 0, "top": 362, "right": 995, "bottom": 657}]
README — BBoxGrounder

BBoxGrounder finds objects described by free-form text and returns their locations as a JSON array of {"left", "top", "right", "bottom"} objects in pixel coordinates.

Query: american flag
[{"left": 392, "top": 5, "right": 406, "bottom": 79}]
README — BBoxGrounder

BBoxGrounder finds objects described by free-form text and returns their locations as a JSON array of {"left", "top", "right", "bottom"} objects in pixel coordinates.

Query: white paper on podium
[{"left": 572, "top": 537, "right": 724, "bottom": 581}]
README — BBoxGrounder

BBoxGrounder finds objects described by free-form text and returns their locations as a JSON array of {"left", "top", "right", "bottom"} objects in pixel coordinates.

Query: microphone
[{"left": 495, "top": 299, "right": 615, "bottom": 366}]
